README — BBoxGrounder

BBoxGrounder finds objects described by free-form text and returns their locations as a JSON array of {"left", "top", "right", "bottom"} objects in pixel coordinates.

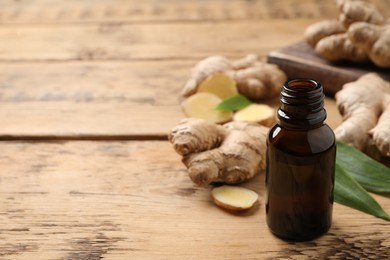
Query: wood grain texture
[
  {"left": 0, "top": 61, "right": 187, "bottom": 139},
  {"left": 0, "top": 1, "right": 387, "bottom": 139},
  {"left": 0, "top": 61, "right": 342, "bottom": 139},
  {"left": 0, "top": 99, "right": 341, "bottom": 140},
  {"left": 0, "top": 19, "right": 314, "bottom": 61},
  {"left": 0, "top": 1, "right": 388, "bottom": 258},
  {"left": 0, "top": 141, "right": 389, "bottom": 259},
  {"left": 0, "top": 61, "right": 187, "bottom": 104},
  {"left": 0, "top": 0, "right": 388, "bottom": 25},
  {"left": 0, "top": 0, "right": 341, "bottom": 24},
  {"left": 0, "top": 102, "right": 182, "bottom": 140}
]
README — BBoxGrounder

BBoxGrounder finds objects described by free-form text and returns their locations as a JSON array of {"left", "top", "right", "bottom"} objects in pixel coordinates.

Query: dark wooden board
[{"left": 267, "top": 41, "right": 390, "bottom": 96}]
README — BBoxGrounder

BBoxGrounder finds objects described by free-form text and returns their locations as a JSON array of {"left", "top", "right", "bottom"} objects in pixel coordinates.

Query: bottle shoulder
[{"left": 268, "top": 123, "right": 335, "bottom": 155}]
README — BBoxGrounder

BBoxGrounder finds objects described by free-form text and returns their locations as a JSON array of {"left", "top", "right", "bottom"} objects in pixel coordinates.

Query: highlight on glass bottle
[{"left": 266, "top": 78, "right": 336, "bottom": 241}]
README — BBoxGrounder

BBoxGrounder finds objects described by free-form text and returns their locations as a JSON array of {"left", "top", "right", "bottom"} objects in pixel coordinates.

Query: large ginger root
[
  {"left": 335, "top": 73, "right": 390, "bottom": 157},
  {"left": 304, "top": 0, "right": 389, "bottom": 67},
  {"left": 304, "top": 19, "right": 369, "bottom": 62},
  {"left": 168, "top": 118, "right": 268, "bottom": 186},
  {"left": 304, "top": 20, "right": 347, "bottom": 47},
  {"left": 348, "top": 22, "right": 390, "bottom": 68},
  {"left": 315, "top": 33, "right": 369, "bottom": 62},
  {"left": 336, "top": 0, "right": 385, "bottom": 27},
  {"left": 181, "top": 54, "right": 287, "bottom": 100}
]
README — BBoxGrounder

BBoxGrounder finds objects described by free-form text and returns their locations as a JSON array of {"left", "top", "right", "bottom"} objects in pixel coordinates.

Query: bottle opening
[
  {"left": 281, "top": 79, "right": 323, "bottom": 103},
  {"left": 287, "top": 79, "right": 319, "bottom": 92}
]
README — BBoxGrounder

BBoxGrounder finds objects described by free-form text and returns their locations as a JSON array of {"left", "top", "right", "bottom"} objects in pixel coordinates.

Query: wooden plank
[
  {"left": 0, "top": 0, "right": 340, "bottom": 24},
  {"left": 0, "top": 20, "right": 315, "bottom": 61},
  {"left": 0, "top": 141, "right": 389, "bottom": 258},
  {"left": 267, "top": 41, "right": 390, "bottom": 96},
  {"left": 0, "top": 98, "right": 341, "bottom": 140},
  {"left": 0, "top": 102, "right": 182, "bottom": 140},
  {"left": 0, "top": 61, "right": 189, "bottom": 105},
  {"left": 0, "top": 61, "right": 186, "bottom": 138},
  {"left": 0, "top": 61, "right": 342, "bottom": 138},
  {"left": 0, "top": 60, "right": 342, "bottom": 106},
  {"left": 1, "top": 0, "right": 388, "bottom": 25}
]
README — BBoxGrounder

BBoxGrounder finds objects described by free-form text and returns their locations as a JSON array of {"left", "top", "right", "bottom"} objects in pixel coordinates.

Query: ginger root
[
  {"left": 348, "top": 22, "right": 390, "bottom": 68},
  {"left": 211, "top": 185, "right": 258, "bottom": 212},
  {"left": 169, "top": 118, "right": 268, "bottom": 186},
  {"left": 335, "top": 73, "right": 390, "bottom": 157},
  {"left": 181, "top": 54, "right": 287, "bottom": 100},
  {"left": 304, "top": 20, "right": 346, "bottom": 47},
  {"left": 179, "top": 55, "right": 285, "bottom": 124},
  {"left": 304, "top": 0, "right": 390, "bottom": 67},
  {"left": 336, "top": 0, "right": 385, "bottom": 28},
  {"left": 315, "top": 33, "right": 369, "bottom": 62}
]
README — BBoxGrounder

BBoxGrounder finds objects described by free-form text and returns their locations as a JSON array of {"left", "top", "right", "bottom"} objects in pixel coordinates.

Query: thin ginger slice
[
  {"left": 233, "top": 104, "right": 275, "bottom": 127},
  {"left": 181, "top": 92, "right": 233, "bottom": 124},
  {"left": 197, "top": 73, "right": 238, "bottom": 100},
  {"left": 211, "top": 185, "right": 258, "bottom": 211}
]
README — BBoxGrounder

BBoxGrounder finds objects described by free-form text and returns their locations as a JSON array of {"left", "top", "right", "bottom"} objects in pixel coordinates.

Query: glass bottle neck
[{"left": 277, "top": 79, "right": 327, "bottom": 129}]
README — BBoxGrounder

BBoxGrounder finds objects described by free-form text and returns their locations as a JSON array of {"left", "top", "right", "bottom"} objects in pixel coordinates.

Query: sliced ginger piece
[
  {"left": 211, "top": 185, "right": 258, "bottom": 212},
  {"left": 197, "top": 73, "right": 238, "bottom": 100},
  {"left": 233, "top": 104, "right": 275, "bottom": 127},
  {"left": 181, "top": 92, "right": 233, "bottom": 124}
]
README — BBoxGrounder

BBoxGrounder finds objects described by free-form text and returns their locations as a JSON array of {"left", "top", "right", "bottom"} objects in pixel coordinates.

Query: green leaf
[
  {"left": 215, "top": 95, "right": 252, "bottom": 111},
  {"left": 335, "top": 163, "right": 390, "bottom": 221},
  {"left": 336, "top": 141, "right": 390, "bottom": 193}
]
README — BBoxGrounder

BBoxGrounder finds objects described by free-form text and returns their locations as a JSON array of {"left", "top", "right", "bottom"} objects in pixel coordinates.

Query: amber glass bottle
[{"left": 266, "top": 79, "right": 336, "bottom": 241}]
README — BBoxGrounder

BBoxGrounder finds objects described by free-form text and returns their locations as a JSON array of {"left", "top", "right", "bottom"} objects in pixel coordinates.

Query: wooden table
[{"left": 0, "top": 1, "right": 389, "bottom": 259}]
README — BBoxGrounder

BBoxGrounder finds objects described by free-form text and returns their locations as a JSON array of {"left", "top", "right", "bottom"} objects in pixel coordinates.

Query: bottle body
[{"left": 266, "top": 79, "right": 336, "bottom": 241}]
